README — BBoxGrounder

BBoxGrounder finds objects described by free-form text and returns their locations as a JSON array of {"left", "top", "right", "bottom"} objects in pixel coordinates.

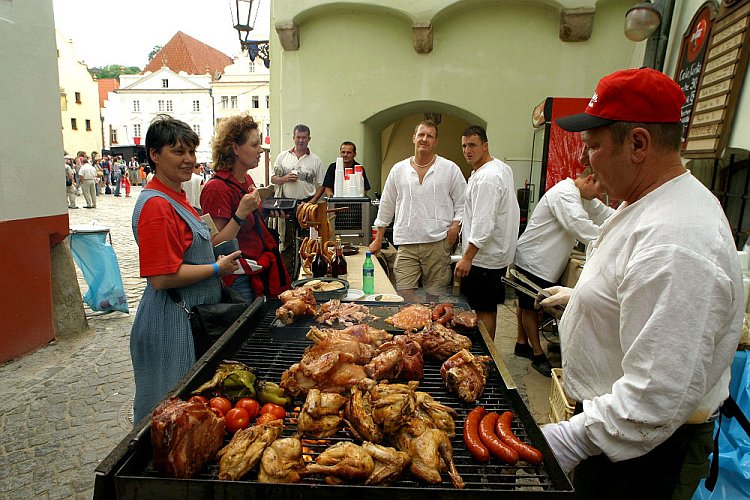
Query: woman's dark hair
[{"left": 145, "top": 114, "right": 199, "bottom": 171}]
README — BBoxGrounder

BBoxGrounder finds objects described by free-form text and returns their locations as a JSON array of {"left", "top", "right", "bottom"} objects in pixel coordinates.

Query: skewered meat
[
  {"left": 364, "top": 335, "right": 423, "bottom": 381},
  {"left": 304, "top": 441, "right": 375, "bottom": 483},
  {"left": 150, "top": 397, "right": 225, "bottom": 479},
  {"left": 344, "top": 385, "right": 383, "bottom": 444},
  {"left": 451, "top": 310, "right": 478, "bottom": 330},
  {"left": 384, "top": 304, "right": 433, "bottom": 331},
  {"left": 369, "top": 381, "right": 419, "bottom": 435},
  {"left": 276, "top": 287, "right": 317, "bottom": 324},
  {"left": 315, "top": 299, "right": 376, "bottom": 326},
  {"left": 440, "top": 349, "right": 492, "bottom": 403},
  {"left": 362, "top": 441, "right": 411, "bottom": 486},
  {"left": 307, "top": 324, "right": 392, "bottom": 347},
  {"left": 280, "top": 351, "right": 367, "bottom": 396},
  {"left": 414, "top": 391, "right": 458, "bottom": 437},
  {"left": 394, "top": 418, "right": 464, "bottom": 488},
  {"left": 217, "top": 421, "right": 284, "bottom": 480},
  {"left": 258, "top": 437, "right": 305, "bottom": 484},
  {"left": 406, "top": 322, "right": 472, "bottom": 361},
  {"left": 296, "top": 389, "right": 349, "bottom": 438}
]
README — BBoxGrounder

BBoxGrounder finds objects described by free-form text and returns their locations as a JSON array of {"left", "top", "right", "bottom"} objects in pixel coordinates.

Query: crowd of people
[{"left": 116, "top": 66, "right": 743, "bottom": 500}]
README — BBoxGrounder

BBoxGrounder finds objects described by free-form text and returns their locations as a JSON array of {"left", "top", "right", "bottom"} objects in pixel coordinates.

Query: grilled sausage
[
  {"left": 479, "top": 412, "right": 519, "bottom": 464},
  {"left": 463, "top": 406, "right": 490, "bottom": 463},
  {"left": 432, "top": 303, "right": 454, "bottom": 325},
  {"left": 496, "top": 411, "right": 543, "bottom": 465}
]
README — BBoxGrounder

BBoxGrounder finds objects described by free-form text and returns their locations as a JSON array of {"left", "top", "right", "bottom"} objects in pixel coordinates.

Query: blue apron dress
[{"left": 130, "top": 189, "right": 220, "bottom": 423}]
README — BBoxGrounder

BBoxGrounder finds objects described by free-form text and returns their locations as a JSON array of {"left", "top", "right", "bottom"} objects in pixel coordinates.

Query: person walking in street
[
  {"left": 454, "top": 125, "right": 518, "bottom": 340},
  {"left": 113, "top": 158, "right": 124, "bottom": 197},
  {"left": 513, "top": 167, "right": 613, "bottom": 377},
  {"left": 78, "top": 154, "right": 98, "bottom": 208},
  {"left": 370, "top": 120, "right": 466, "bottom": 303},
  {"left": 537, "top": 68, "right": 743, "bottom": 499},
  {"left": 130, "top": 115, "right": 240, "bottom": 423},
  {"left": 202, "top": 113, "right": 291, "bottom": 301},
  {"left": 65, "top": 160, "right": 78, "bottom": 208}
]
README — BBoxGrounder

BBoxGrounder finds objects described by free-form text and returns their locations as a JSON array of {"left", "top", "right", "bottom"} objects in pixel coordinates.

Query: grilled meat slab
[
  {"left": 440, "top": 349, "right": 492, "bottom": 403},
  {"left": 384, "top": 304, "right": 433, "bottom": 331}
]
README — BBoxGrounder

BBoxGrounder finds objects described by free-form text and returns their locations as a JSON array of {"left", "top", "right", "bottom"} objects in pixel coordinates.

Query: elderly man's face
[{"left": 294, "top": 131, "right": 310, "bottom": 150}]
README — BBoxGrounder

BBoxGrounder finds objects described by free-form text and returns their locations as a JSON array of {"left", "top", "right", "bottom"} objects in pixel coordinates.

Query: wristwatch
[{"left": 232, "top": 213, "right": 246, "bottom": 226}]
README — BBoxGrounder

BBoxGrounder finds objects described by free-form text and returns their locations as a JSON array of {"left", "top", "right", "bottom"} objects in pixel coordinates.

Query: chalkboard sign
[{"left": 674, "top": 3, "right": 715, "bottom": 147}]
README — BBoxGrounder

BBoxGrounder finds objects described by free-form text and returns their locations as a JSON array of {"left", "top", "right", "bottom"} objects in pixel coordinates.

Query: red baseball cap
[{"left": 557, "top": 67, "right": 686, "bottom": 132}]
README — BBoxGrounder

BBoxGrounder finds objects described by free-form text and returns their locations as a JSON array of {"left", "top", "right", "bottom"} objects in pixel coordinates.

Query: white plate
[
  {"left": 364, "top": 293, "right": 404, "bottom": 303},
  {"left": 343, "top": 289, "right": 365, "bottom": 301}
]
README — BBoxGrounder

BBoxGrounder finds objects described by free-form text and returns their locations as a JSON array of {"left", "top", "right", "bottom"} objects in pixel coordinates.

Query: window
[
  {"left": 158, "top": 100, "right": 165, "bottom": 112},
  {"left": 161, "top": 78, "right": 169, "bottom": 88},
  {"left": 60, "top": 92, "right": 68, "bottom": 111},
  {"left": 266, "top": 123, "right": 270, "bottom": 140},
  {"left": 193, "top": 124, "right": 200, "bottom": 137},
  {"left": 220, "top": 96, "right": 228, "bottom": 109},
  {"left": 192, "top": 100, "right": 200, "bottom": 112},
  {"left": 133, "top": 100, "right": 140, "bottom": 112},
  {"left": 252, "top": 96, "right": 259, "bottom": 108},
  {"left": 133, "top": 124, "right": 141, "bottom": 138},
  {"left": 70, "top": 118, "right": 77, "bottom": 130},
  {"left": 85, "top": 119, "right": 91, "bottom": 131},
  {"left": 110, "top": 128, "right": 118, "bottom": 144},
  {"left": 230, "top": 96, "right": 237, "bottom": 109},
  {"left": 166, "top": 100, "right": 173, "bottom": 112},
  {"left": 249, "top": 62, "right": 255, "bottom": 73},
  {"left": 265, "top": 95, "right": 270, "bottom": 108},
  {"left": 74, "top": 92, "right": 81, "bottom": 103}
]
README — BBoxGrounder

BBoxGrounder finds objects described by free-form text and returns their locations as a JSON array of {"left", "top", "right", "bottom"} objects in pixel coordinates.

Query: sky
[{"left": 52, "top": 0, "right": 271, "bottom": 69}]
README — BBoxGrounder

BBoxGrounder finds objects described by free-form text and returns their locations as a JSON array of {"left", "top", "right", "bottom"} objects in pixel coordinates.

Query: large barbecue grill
[{"left": 94, "top": 298, "right": 573, "bottom": 499}]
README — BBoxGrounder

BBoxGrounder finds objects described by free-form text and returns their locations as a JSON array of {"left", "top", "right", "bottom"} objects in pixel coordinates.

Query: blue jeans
[
  {"left": 113, "top": 172, "right": 122, "bottom": 195},
  {"left": 230, "top": 275, "right": 255, "bottom": 301}
]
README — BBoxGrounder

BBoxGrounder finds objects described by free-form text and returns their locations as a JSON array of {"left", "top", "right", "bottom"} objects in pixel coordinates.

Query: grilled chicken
[
  {"left": 258, "top": 437, "right": 305, "bottom": 484},
  {"left": 413, "top": 391, "right": 458, "bottom": 437},
  {"left": 344, "top": 385, "right": 383, "bottom": 444},
  {"left": 394, "top": 418, "right": 464, "bottom": 489},
  {"left": 364, "top": 335, "right": 424, "bottom": 381},
  {"left": 276, "top": 287, "right": 317, "bottom": 324},
  {"left": 296, "top": 389, "right": 349, "bottom": 438},
  {"left": 304, "top": 335, "right": 375, "bottom": 365},
  {"left": 304, "top": 441, "right": 375, "bottom": 483},
  {"left": 369, "top": 381, "right": 419, "bottom": 435},
  {"left": 217, "top": 421, "right": 284, "bottom": 481},
  {"left": 307, "top": 324, "right": 392, "bottom": 347},
  {"left": 440, "top": 349, "right": 492, "bottom": 403},
  {"left": 281, "top": 350, "right": 367, "bottom": 396},
  {"left": 362, "top": 441, "right": 411, "bottom": 486},
  {"left": 450, "top": 310, "right": 478, "bottom": 330},
  {"left": 384, "top": 304, "right": 433, "bottom": 331},
  {"left": 407, "top": 322, "right": 472, "bottom": 361}
]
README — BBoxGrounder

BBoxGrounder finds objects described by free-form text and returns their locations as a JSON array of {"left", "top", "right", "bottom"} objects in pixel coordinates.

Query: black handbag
[{"left": 167, "top": 286, "right": 249, "bottom": 359}]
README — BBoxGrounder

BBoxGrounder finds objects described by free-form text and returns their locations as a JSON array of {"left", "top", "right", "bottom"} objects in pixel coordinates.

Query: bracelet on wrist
[
  {"left": 232, "top": 213, "right": 245, "bottom": 226},
  {"left": 211, "top": 262, "right": 220, "bottom": 277}
]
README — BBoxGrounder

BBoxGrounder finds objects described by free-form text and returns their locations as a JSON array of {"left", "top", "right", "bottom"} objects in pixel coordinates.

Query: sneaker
[
  {"left": 531, "top": 354, "right": 552, "bottom": 377},
  {"left": 514, "top": 342, "right": 534, "bottom": 360}
]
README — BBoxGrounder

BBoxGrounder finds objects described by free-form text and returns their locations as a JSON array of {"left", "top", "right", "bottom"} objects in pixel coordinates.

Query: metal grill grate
[{"left": 329, "top": 198, "right": 371, "bottom": 245}]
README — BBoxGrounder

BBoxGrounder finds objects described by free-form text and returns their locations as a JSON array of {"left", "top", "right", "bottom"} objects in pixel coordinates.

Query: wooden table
[{"left": 298, "top": 246, "right": 396, "bottom": 295}]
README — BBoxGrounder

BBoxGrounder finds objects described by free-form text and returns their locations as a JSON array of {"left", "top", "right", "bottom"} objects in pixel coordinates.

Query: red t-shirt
[{"left": 138, "top": 177, "right": 202, "bottom": 277}]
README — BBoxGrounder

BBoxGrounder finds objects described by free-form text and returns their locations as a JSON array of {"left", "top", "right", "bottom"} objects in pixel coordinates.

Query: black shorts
[
  {"left": 515, "top": 267, "right": 557, "bottom": 310},
  {"left": 459, "top": 266, "right": 506, "bottom": 312}
]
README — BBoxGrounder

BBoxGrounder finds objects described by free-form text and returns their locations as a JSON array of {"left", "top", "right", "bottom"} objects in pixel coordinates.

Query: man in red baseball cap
[{"left": 537, "top": 67, "right": 743, "bottom": 499}]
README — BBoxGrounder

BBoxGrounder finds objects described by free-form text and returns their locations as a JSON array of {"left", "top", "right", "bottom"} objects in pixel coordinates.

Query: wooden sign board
[{"left": 685, "top": 0, "right": 750, "bottom": 158}]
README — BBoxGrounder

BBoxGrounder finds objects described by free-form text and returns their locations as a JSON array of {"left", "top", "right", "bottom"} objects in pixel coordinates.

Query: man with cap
[{"left": 538, "top": 68, "right": 743, "bottom": 498}]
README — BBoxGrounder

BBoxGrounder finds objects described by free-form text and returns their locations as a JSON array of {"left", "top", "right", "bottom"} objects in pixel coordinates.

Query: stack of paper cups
[
  {"left": 334, "top": 157, "right": 344, "bottom": 197},
  {"left": 344, "top": 167, "right": 356, "bottom": 196}
]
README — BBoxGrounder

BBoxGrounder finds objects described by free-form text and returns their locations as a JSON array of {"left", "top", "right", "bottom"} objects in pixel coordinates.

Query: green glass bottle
[{"left": 362, "top": 251, "right": 375, "bottom": 294}]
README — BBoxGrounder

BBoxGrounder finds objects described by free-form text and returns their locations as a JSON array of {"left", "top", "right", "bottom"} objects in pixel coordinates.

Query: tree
[
  {"left": 148, "top": 45, "right": 163, "bottom": 62},
  {"left": 94, "top": 65, "right": 141, "bottom": 80}
]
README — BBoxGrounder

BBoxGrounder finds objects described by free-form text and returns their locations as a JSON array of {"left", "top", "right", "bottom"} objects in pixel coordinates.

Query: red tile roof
[
  {"left": 97, "top": 78, "right": 119, "bottom": 108},
  {"left": 142, "top": 31, "right": 233, "bottom": 79}
]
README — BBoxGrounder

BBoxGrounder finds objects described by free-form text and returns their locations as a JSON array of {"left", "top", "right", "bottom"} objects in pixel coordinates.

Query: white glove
[
  {"left": 535, "top": 286, "right": 573, "bottom": 309},
  {"left": 541, "top": 415, "right": 599, "bottom": 474}
]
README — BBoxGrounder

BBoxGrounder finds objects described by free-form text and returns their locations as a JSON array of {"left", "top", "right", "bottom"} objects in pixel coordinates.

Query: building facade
[{"left": 56, "top": 30, "right": 103, "bottom": 157}]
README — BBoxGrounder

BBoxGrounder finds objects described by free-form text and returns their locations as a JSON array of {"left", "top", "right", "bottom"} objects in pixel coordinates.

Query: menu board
[
  {"left": 674, "top": 3, "right": 715, "bottom": 148},
  {"left": 685, "top": 0, "right": 750, "bottom": 158}
]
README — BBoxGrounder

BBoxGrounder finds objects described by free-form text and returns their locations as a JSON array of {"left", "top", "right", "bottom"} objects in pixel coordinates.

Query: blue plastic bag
[
  {"left": 692, "top": 351, "right": 750, "bottom": 499},
  {"left": 70, "top": 229, "right": 129, "bottom": 313}
]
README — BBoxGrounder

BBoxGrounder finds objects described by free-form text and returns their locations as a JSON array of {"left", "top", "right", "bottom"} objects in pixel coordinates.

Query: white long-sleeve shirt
[
  {"left": 559, "top": 172, "right": 743, "bottom": 462},
  {"left": 374, "top": 156, "right": 465, "bottom": 245},
  {"left": 462, "top": 158, "right": 519, "bottom": 269},
  {"left": 515, "top": 178, "right": 613, "bottom": 282}
]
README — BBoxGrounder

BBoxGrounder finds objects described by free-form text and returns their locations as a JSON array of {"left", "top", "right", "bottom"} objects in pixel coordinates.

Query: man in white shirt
[
  {"left": 370, "top": 120, "right": 466, "bottom": 302},
  {"left": 454, "top": 125, "right": 519, "bottom": 339},
  {"left": 538, "top": 68, "right": 743, "bottom": 498},
  {"left": 271, "top": 124, "right": 325, "bottom": 251},
  {"left": 181, "top": 164, "right": 204, "bottom": 214},
  {"left": 513, "top": 167, "right": 613, "bottom": 376},
  {"left": 78, "top": 155, "right": 98, "bottom": 208}
]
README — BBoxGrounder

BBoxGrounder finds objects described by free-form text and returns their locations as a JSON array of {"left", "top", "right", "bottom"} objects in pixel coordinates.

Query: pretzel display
[{"left": 298, "top": 235, "right": 336, "bottom": 276}]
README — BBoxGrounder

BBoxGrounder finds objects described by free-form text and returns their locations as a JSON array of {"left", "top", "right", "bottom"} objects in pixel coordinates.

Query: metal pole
[{"left": 644, "top": 0, "right": 676, "bottom": 71}]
